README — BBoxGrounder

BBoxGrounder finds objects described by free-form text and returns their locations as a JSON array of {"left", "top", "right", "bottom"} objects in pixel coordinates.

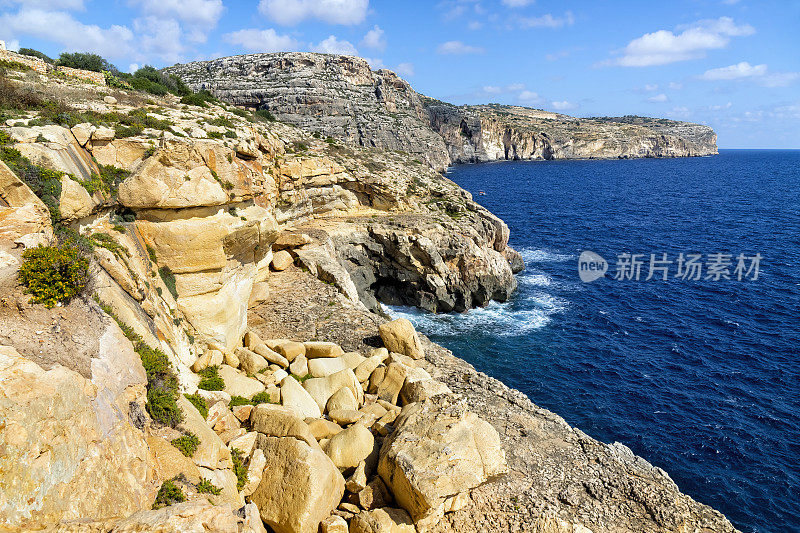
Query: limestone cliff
[{"left": 165, "top": 52, "right": 717, "bottom": 171}]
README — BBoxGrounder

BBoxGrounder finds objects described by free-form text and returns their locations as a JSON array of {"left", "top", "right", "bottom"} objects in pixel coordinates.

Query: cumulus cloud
[
  {"left": 224, "top": 28, "right": 301, "bottom": 52},
  {"left": 310, "top": 35, "right": 359, "bottom": 55},
  {"left": 361, "top": 25, "right": 385, "bottom": 51},
  {"left": 502, "top": 0, "right": 534, "bottom": 7},
  {"left": 128, "top": 0, "right": 223, "bottom": 29},
  {"left": 258, "top": 0, "right": 369, "bottom": 26},
  {"left": 551, "top": 100, "right": 576, "bottom": 110},
  {"left": 519, "top": 90, "right": 542, "bottom": 103},
  {"left": 395, "top": 62, "right": 415, "bottom": 76},
  {"left": 0, "top": 8, "right": 133, "bottom": 59},
  {"left": 519, "top": 12, "right": 574, "bottom": 29},
  {"left": 4, "top": 0, "right": 85, "bottom": 10},
  {"left": 647, "top": 93, "right": 668, "bottom": 102},
  {"left": 436, "top": 40, "right": 484, "bottom": 55},
  {"left": 608, "top": 17, "right": 754, "bottom": 67},
  {"left": 700, "top": 61, "right": 799, "bottom": 87}
]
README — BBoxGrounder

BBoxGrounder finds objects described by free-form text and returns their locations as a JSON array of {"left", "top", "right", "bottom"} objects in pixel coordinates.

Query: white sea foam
[
  {"left": 519, "top": 273, "right": 553, "bottom": 287},
  {"left": 518, "top": 247, "right": 574, "bottom": 264}
]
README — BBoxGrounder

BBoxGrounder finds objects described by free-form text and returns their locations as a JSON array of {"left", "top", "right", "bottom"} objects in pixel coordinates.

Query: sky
[{"left": 1, "top": 0, "right": 798, "bottom": 148}]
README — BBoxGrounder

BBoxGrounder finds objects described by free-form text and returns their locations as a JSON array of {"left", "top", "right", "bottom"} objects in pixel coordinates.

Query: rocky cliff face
[
  {"left": 426, "top": 101, "right": 718, "bottom": 163},
  {"left": 165, "top": 52, "right": 717, "bottom": 170},
  {"left": 164, "top": 53, "right": 452, "bottom": 172}
]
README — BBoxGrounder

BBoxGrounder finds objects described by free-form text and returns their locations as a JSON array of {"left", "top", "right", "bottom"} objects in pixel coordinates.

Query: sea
[{"left": 386, "top": 150, "right": 800, "bottom": 533}]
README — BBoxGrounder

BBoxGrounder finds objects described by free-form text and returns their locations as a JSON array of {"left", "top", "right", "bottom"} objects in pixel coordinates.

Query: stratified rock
[
  {"left": 378, "top": 396, "right": 507, "bottom": 527},
  {"left": 250, "top": 435, "right": 345, "bottom": 533}
]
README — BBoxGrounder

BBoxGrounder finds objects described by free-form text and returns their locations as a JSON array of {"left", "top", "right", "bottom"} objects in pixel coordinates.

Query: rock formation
[
  {"left": 165, "top": 52, "right": 717, "bottom": 172},
  {"left": 0, "top": 60, "right": 735, "bottom": 533}
]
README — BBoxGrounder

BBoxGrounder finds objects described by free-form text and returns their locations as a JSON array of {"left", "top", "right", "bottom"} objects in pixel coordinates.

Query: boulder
[
  {"left": 349, "top": 508, "right": 416, "bottom": 533},
  {"left": 280, "top": 375, "right": 322, "bottom": 418},
  {"left": 304, "top": 341, "right": 344, "bottom": 359},
  {"left": 321, "top": 515, "right": 348, "bottom": 533},
  {"left": 102, "top": 501, "right": 241, "bottom": 532},
  {"left": 236, "top": 347, "right": 269, "bottom": 374},
  {"left": 355, "top": 355, "right": 384, "bottom": 383},
  {"left": 250, "top": 435, "right": 345, "bottom": 533},
  {"left": 252, "top": 343, "right": 290, "bottom": 368},
  {"left": 303, "top": 368, "right": 363, "bottom": 412},
  {"left": 147, "top": 435, "right": 201, "bottom": 485},
  {"left": 251, "top": 404, "right": 318, "bottom": 447},
  {"left": 378, "top": 397, "right": 507, "bottom": 526},
  {"left": 242, "top": 448, "right": 267, "bottom": 496},
  {"left": 378, "top": 319, "right": 424, "bottom": 360},
  {"left": 271, "top": 249, "right": 293, "bottom": 271},
  {"left": 272, "top": 340, "right": 306, "bottom": 361},
  {"left": 369, "top": 363, "right": 408, "bottom": 405},
  {"left": 324, "top": 422, "right": 374, "bottom": 470},
  {"left": 357, "top": 478, "right": 393, "bottom": 510},
  {"left": 178, "top": 395, "right": 232, "bottom": 469},
  {"left": 290, "top": 354, "right": 309, "bottom": 377},
  {"left": 232, "top": 403, "right": 253, "bottom": 422},
  {"left": 229, "top": 431, "right": 258, "bottom": 457},
  {"left": 59, "top": 176, "right": 96, "bottom": 220},
  {"left": 327, "top": 386, "right": 358, "bottom": 413},
  {"left": 329, "top": 409, "right": 364, "bottom": 426},
  {"left": 400, "top": 370, "right": 451, "bottom": 405},
  {"left": 346, "top": 461, "right": 368, "bottom": 493},
  {"left": 307, "top": 418, "right": 343, "bottom": 441},
  {"left": 215, "top": 364, "right": 265, "bottom": 399}
]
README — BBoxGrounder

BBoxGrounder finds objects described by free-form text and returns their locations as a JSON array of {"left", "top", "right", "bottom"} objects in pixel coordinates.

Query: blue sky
[{"left": 1, "top": 0, "right": 798, "bottom": 148}]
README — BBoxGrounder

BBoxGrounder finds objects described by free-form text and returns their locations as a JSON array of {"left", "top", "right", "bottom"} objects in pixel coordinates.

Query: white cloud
[
  {"left": 518, "top": 90, "right": 542, "bottom": 103},
  {"left": 310, "top": 35, "right": 358, "bottom": 55},
  {"left": 361, "top": 25, "right": 385, "bottom": 51},
  {"left": 502, "top": 0, "right": 534, "bottom": 7},
  {"left": 133, "top": 16, "right": 185, "bottom": 63},
  {"left": 129, "top": 0, "right": 223, "bottom": 29},
  {"left": 467, "top": 21, "right": 483, "bottom": 30},
  {"left": 610, "top": 17, "right": 754, "bottom": 67},
  {"left": 700, "top": 61, "right": 799, "bottom": 87},
  {"left": 701, "top": 61, "right": 767, "bottom": 80},
  {"left": 644, "top": 83, "right": 659, "bottom": 91},
  {"left": 394, "top": 62, "right": 414, "bottom": 76},
  {"left": 669, "top": 106, "right": 692, "bottom": 118},
  {"left": 0, "top": 8, "right": 133, "bottom": 59},
  {"left": 363, "top": 57, "right": 384, "bottom": 69},
  {"left": 669, "top": 81, "right": 683, "bottom": 90},
  {"left": 709, "top": 102, "right": 732, "bottom": 110},
  {"left": 128, "top": 63, "right": 139, "bottom": 73},
  {"left": 551, "top": 100, "right": 576, "bottom": 110},
  {"left": 436, "top": 40, "right": 484, "bottom": 55},
  {"left": 224, "top": 28, "right": 301, "bottom": 52},
  {"left": 258, "top": 0, "right": 369, "bottom": 26},
  {"left": 647, "top": 93, "right": 668, "bottom": 102},
  {"left": 5, "top": 0, "right": 85, "bottom": 10},
  {"left": 519, "top": 12, "right": 574, "bottom": 29},
  {"left": 483, "top": 86, "right": 502, "bottom": 94}
]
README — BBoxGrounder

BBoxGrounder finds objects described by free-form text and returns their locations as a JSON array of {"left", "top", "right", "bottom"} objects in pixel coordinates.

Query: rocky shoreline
[{"left": 0, "top": 62, "right": 736, "bottom": 532}]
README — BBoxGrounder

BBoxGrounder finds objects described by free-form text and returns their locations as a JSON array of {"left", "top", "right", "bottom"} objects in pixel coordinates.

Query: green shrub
[
  {"left": 18, "top": 48, "right": 53, "bottom": 64},
  {"left": 170, "top": 432, "right": 200, "bottom": 457},
  {"left": 229, "top": 395, "right": 251, "bottom": 407},
  {"left": 196, "top": 478, "right": 222, "bottom": 495},
  {"left": 146, "top": 243, "right": 158, "bottom": 263},
  {"left": 230, "top": 449, "right": 248, "bottom": 490},
  {"left": 250, "top": 391, "right": 275, "bottom": 405},
  {"left": 0, "top": 59, "right": 31, "bottom": 72},
  {"left": 56, "top": 52, "right": 115, "bottom": 73},
  {"left": 152, "top": 478, "right": 185, "bottom": 509},
  {"left": 158, "top": 266, "right": 178, "bottom": 299},
  {"left": 209, "top": 116, "right": 235, "bottom": 128},
  {"left": 255, "top": 108, "right": 275, "bottom": 122},
  {"left": 206, "top": 131, "right": 223, "bottom": 139},
  {"left": 18, "top": 245, "right": 88, "bottom": 308},
  {"left": 103, "top": 70, "right": 133, "bottom": 90},
  {"left": 180, "top": 90, "right": 216, "bottom": 107},
  {"left": 89, "top": 232, "right": 129, "bottom": 258},
  {"left": 184, "top": 393, "right": 208, "bottom": 418},
  {"left": 198, "top": 366, "right": 225, "bottom": 391}
]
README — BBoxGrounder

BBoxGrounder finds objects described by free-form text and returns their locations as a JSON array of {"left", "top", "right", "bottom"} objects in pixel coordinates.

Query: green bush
[
  {"left": 170, "top": 432, "right": 200, "bottom": 457},
  {"left": 18, "top": 245, "right": 88, "bottom": 308},
  {"left": 0, "top": 139, "right": 62, "bottom": 221},
  {"left": 196, "top": 478, "right": 222, "bottom": 495},
  {"left": 0, "top": 59, "right": 31, "bottom": 72},
  {"left": 152, "top": 478, "right": 186, "bottom": 509},
  {"left": 158, "top": 266, "right": 178, "bottom": 299},
  {"left": 0, "top": 77, "right": 46, "bottom": 112},
  {"left": 184, "top": 393, "right": 208, "bottom": 418},
  {"left": 255, "top": 108, "right": 275, "bottom": 122},
  {"left": 230, "top": 449, "right": 247, "bottom": 490},
  {"left": 209, "top": 116, "right": 235, "bottom": 128},
  {"left": 228, "top": 395, "right": 251, "bottom": 407},
  {"left": 88, "top": 232, "right": 129, "bottom": 258},
  {"left": 18, "top": 48, "right": 54, "bottom": 64},
  {"left": 206, "top": 131, "right": 223, "bottom": 139},
  {"left": 250, "top": 391, "right": 275, "bottom": 405},
  {"left": 56, "top": 52, "right": 115, "bottom": 73},
  {"left": 180, "top": 90, "right": 216, "bottom": 107},
  {"left": 146, "top": 243, "right": 158, "bottom": 263},
  {"left": 103, "top": 70, "right": 133, "bottom": 90},
  {"left": 198, "top": 365, "right": 225, "bottom": 391}
]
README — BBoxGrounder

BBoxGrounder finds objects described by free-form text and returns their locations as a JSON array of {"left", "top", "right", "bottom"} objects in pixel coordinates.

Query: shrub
[
  {"left": 0, "top": 59, "right": 31, "bottom": 72},
  {"left": 0, "top": 77, "right": 46, "bottom": 112},
  {"left": 18, "top": 48, "right": 54, "bottom": 64},
  {"left": 206, "top": 131, "right": 223, "bottom": 139},
  {"left": 196, "top": 478, "right": 222, "bottom": 495},
  {"left": 180, "top": 90, "right": 216, "bottom": 107},
  {"left": 88, "top": 232, "right": 129, "bottom": 258},
  {"left": 146, "top": 244, "right": 158, "bottom": 263},
  {"left": 209, "top": 116, "right": 235, "bottom": 128},
  {"left": 250, "top": 391, "right": 275, "bottom": 405},
  {"left": 18, "top": 245, "right": 88, "bottom": 308},
  {"left": 255, "top": 108, "right": 275, "bottom": 122},
  {"left": 0, "top": 138, "right": 62, "bottom": 221},
  {"left": 56, "top": 52, "right": 115, "bottom": 73},
  {"left": 184, "top": 393, "right": 208, "bottom": 418},
  {"left": 158, "top": 266, "right": 178, "bottom": 299},
  {"left": 103, "top": 70, "right": 133, "bottom": 90},
  {"left": 198, "top": 366, "right": 225, "bottom": 391},
  {"left": 229, "top": 395, "right": 251, "bottom": 407},
  {"left": 230, "top": 449, "right": 248, "bottom": 490},
  {"left": 152, "top": 478, "right": 186, "bottom": 509},
  {"left": 170, "top": 431, "right": 200, "bottom": 457}
]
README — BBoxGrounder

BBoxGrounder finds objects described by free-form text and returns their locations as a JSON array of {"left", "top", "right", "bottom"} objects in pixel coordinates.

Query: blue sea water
[{"left": 387, "top": 150, "right": 800, "bottom": 533}]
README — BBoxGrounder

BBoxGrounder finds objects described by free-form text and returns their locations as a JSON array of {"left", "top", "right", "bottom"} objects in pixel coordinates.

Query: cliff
[
  {"left": 0, "top": 62, "right": 734, "bottom": 532},
  {"left": 165, "top": 52, "right": 717, "bottom": 171}
]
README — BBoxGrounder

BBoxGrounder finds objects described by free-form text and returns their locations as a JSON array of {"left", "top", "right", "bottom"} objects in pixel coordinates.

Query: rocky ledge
[
  {"left": 165, "top": 52, "right": 717, "bottom": 171},
  {"left": 0, "top": 64, "right": 734, "bottom": 532}
]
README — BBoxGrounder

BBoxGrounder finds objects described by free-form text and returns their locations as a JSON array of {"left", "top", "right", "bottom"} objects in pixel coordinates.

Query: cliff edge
[{"left": 165, "top": 52, "right": 717, "bottom": 171}]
